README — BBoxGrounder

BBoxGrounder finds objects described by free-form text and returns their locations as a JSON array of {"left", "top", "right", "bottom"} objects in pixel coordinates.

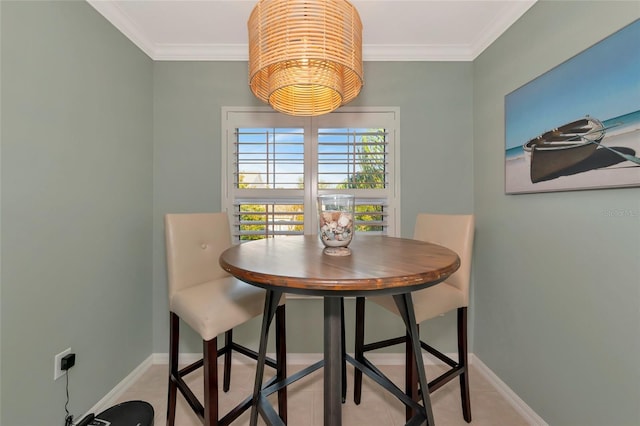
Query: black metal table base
[{"left": 250, "top": 291, "right": 435, "bottom": 426}]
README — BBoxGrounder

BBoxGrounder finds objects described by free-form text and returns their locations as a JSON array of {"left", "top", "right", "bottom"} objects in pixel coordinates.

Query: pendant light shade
[{"left": 248, "top": 0, "right": 363, "bottom": 116}]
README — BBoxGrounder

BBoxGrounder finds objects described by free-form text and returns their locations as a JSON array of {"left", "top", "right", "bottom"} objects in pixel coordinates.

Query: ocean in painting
[{"left": 505, "top": 109, "right": 640, "bottom": 159}]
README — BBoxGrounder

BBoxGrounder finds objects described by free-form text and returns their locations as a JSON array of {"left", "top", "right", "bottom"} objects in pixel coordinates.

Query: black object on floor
[{"left": 85, "top": 400, "right": 154, "bottom": 426}]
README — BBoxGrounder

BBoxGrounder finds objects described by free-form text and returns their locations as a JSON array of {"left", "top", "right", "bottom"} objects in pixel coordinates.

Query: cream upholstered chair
[
  {"left": 353, "top": 213, "right": 474, "bottom": 423},
  {"left": 165, "top": 213, "right": 287, "bottom": 426}
]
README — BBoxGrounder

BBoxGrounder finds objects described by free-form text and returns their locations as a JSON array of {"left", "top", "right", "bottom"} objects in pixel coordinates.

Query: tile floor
[{"left": 116, "top": 358, "right": 530, "bottom": 426}]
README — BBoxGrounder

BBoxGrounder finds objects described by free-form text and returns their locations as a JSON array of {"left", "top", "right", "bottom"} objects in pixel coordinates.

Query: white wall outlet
[{"left": 54, "top": 348, "right": 72, "bottom": 381}]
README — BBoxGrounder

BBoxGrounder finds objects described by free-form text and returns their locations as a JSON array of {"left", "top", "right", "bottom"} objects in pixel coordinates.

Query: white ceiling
[{"left": 87, "top": 0, "right": 537, "bottom": 61}]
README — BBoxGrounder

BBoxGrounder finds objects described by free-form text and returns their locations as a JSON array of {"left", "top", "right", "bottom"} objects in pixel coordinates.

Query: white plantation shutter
[
  {"left": 317, "top": 129, "right": 388, "bottom": 188},
  {"left": 222, "top": 107, "right": 399, "bottom": 243},
  {"left": 353, "top": 198, "right": 388, "bottom": 234},
  {"left": 232, "top": 198, "right": 304, "bottom": 239},
  {"left": 234, "top": 127, "right": 305, "bottom": 189},
  {"left": 316, "top": 125, "right": 390, "bottom": 235}
]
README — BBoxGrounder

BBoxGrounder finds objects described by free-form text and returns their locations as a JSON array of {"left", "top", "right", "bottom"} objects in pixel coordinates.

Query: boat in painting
[{"left": 523, "top": 116, "right": 606, "bottom": 183}]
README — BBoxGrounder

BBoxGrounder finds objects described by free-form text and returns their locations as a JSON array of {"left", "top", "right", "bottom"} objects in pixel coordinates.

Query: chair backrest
[
  {"left": 165, "top": 212, "right": 232, "bottom": 299},
  {"left": 413, "top": 213, "right": 475, "bottom": 305}
]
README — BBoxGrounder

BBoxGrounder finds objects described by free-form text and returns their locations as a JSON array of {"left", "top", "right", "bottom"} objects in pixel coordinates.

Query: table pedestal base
[{"left": 250, "top": 291, "right": 436, "bottom": 426}]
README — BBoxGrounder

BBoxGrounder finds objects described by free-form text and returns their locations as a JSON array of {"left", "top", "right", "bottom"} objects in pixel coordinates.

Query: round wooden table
[{"left": 219, "top": 235, "right": 460, "bottom": 426}]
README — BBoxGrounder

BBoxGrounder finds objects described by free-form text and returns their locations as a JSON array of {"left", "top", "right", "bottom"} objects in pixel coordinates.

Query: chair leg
[
  {"left": 167, "top": 312, "right": 179, "bottom": 426},
  {"left": 353, "top": 297, "right": 365, "bottom": 404},
  {"left": 458, "top": 307, "right": 471, "bottom": 422},
  {"left": 405, "top": 326, "right": 418, "bottom": 422},
  {"left": 203, "top": 338, "right": 219, "bottom": 426},
  {"left": 223, "top": 329, "right": 232, "bottom": 392},
  {"left": 276, "top": 304, "right": 288, "bottom": 424},
  {"left": 341, "top": 297, "right": 347, "bottom": 403}
]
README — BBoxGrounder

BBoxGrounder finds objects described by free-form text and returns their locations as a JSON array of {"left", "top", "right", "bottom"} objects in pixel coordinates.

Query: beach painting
[{"left": 505, "top": 20, "right": 640, "bottom": 194}]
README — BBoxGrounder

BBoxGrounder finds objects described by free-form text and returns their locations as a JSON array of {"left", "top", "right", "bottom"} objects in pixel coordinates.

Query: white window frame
[{"left": 221, "top": 106, "right": 401, "bottom": 241}]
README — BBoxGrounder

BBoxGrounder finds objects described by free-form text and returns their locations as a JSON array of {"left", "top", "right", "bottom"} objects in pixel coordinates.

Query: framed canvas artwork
[{"left": 505, "top": 19, "right": 640, "bottom": 194}]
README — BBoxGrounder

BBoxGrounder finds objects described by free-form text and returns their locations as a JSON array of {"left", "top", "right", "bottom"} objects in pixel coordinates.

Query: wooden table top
[{"left": 219, "top": 235, "right": 460, "bottom": 297}]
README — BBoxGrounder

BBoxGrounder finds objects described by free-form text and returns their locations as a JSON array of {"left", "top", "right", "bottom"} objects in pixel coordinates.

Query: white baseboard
[
  {"left": 93, "top": 352, "right": 546, "bottom": 426},
  {"left": 73, "top": 355, "right": 154, "bottom": 425},
  {"left": 471, "top": 356, "right": 548, "bottom": 426}
]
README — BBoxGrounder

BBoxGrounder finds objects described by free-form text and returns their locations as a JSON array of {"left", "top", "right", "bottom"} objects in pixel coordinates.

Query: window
[{"left": 222, "top": 107, "right": 400, "bottom": 243}]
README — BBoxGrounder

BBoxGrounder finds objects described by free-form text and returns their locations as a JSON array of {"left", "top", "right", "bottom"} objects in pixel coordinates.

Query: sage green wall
[
  {"left": 0, "top": 2, "right": 153, "bottom": 425},
  {"left": 473, "top": 2, "right": 640, "bottom": 425},
  {"left": 152, "top": 61, "right": 474, "bottom": 353},
  {"left": 7, "top": 2, "right": 637, "bottom": 425}
]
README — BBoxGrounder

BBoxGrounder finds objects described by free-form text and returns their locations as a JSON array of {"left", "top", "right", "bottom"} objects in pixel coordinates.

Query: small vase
[{"left": 317, "top": 194, "right": 355, "bottom": 256}]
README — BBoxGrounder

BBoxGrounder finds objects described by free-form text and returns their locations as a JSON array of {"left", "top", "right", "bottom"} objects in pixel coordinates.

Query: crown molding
[
  {"left": 470, "top": 0, "right": 537, "bottom": 57},
  {"left": 151, "top": 43, "right": 476, "bottom": 62},
  {"left": 87, "top": 0, "right": 156, "bottom": 58},
  {"left": 88, "top": 0, "right": 537, "bottom": 62},
  {"left": 153, "top": 44, "right": 248, "bottom": 61},
  {"left": 363, "top": 44, "right": 474, "bottom": 62}
]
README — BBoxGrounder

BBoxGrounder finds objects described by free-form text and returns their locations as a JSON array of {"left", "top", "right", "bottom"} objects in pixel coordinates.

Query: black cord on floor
[{"left": 64, "top": 371, "right": 73, "bottom": 426}]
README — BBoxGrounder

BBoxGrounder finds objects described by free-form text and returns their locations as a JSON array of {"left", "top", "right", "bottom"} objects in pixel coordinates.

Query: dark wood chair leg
[
  {"left": 223, "top": 329, "right": 232, "bottom": 392},
  {"left": 276, "top": 304, "right": 288, "bottom": 424},
  {"left": 405, "top": 327, "right": 418, "bottom": 423},
  {"left": 167, "top": 312, "right": 179, "bottom": 426},
  {"left": 458, "top": 307, "right": 471, "bottom": 422},
  {"left": 353, "top": 297, "right": 365, "bottom": 404},
  {"left": 351, "top": 300, "right": 471, "bottom": 423},
  {"left": 203, "top": 338, "right": 219, "bottom": 426},
  {"left": 341, "top": 297, "right": 347, "bottom": 403}
]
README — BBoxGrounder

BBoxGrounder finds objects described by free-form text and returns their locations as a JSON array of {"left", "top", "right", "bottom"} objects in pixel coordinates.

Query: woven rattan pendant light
[{"left": 248, "top": 0, "right": 363, "bottom": 116}]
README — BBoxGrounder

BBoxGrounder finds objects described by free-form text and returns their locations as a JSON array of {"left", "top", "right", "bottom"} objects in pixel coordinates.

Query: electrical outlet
[{"left": 54, "top": 348, "right": 72, "bottom": 380}]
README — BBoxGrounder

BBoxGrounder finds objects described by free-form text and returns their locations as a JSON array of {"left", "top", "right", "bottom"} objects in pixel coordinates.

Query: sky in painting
[{"left": 505, "top": 19, "right": 640, "bottom": 150}]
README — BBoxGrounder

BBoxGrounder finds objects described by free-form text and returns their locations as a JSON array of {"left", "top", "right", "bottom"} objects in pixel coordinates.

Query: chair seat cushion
[
  {"left": 368, "top": 281, "right": 465, "bottom": 324},
  {"left": 170, "top": 276, "right": 272, "bottom": 341}
]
